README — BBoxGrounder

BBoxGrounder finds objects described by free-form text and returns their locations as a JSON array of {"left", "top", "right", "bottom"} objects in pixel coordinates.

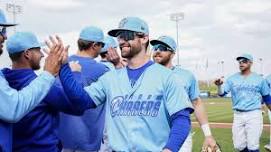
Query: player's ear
[
  {"left": 23, "top": 50, "right": 31, "bottom": 60},
  {"left": 170, "top": 52, "right": 175, "bottom": 59},
  {"left": 141, "top": 35, "right": 149, "bottom": 44}
]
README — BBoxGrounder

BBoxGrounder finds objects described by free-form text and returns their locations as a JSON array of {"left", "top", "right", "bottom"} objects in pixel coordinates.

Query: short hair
[
  {"left": 9, "top": 51, "right": 24, "bottom": 61},
  {"left": 77, "top": 39, "right": 94, "bottom": 51}
]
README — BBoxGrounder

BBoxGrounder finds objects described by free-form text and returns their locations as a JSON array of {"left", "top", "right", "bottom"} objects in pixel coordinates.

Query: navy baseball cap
[
  {"left": 7, "top": 32, "right": 43, "bottom": 54},
  {"left": 150, "top": 36, "right": 177, "bottom": 52},
  {"left": 108, "top": 17, "right": 149, "bottom": 37},
  {"left": 0, "top": 9, "right": 17, "bottom": 27},
  {"left": 79, "top": 26, "right": 104, "bottom": 43},
  {"left": 236, "top": 54, "right": 253, "bottom": 62},
  {"left": 100, "top": 36, "right": 118, "bottom": 53}
]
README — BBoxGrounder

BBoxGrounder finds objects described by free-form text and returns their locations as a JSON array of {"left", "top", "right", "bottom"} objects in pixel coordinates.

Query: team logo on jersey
[
  {"left": 232, "top": 84, "right": 262, "bottom": 101},
  {"left": 110, "top": 94, "right": 162, "bottom": 117}
]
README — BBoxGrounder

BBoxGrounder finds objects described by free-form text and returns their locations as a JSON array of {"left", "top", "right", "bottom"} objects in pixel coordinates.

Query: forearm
[
  {"left": 0, "top": 71, "right": 55, "bottom": 122},
  {"left": 164, "top": 109, "right": 191, "bottom": 152},
  {"left": 217, "top": 85, "right": 223, "bottom": 95},
  {"left": 217, "top": 85, "right": 227, "bottom": 97},
  {"left": 193, "top": 98, "right": 212, "bottom": 137},
  {"left": 193, "top": 98, "right": 209, "bottom": 126}
]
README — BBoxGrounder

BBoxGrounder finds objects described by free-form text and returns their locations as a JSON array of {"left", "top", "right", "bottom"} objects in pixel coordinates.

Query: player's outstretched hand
[
  {"left": 214, "top": 78, "right": 223, "bottom": 86},
  {"left": 43, "top": 36, "right": 64, "bottom": 76},
  {"left": 107, "top": 47, "right": 123, "bottom": 68},
  {"left": 69, "top": 61, "right": 81, "bottom": 72}
]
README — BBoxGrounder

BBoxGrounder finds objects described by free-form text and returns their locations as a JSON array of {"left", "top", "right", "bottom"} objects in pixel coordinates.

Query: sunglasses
[
  {"left": 0, "top": 26, "right": 7, "bottom": 37},
  {"left": 95, "top": 42, "right": 105, "bottom": 48},
  {"left": 153, "top": 44, "right": 173, "bottom": 52},
  {"left": 116, "top": 31, "right": 145, "bottom": 41},
  {"left": 238, "top": 58, "right": 249, "bottom": 64}
]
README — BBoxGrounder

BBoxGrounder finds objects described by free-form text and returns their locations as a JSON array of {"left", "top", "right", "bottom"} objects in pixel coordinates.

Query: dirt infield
[{"left": 192, "top": 122, "right": 271, "bottom": 132}]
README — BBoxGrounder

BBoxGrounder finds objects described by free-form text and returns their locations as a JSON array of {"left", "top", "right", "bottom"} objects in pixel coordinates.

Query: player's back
[{"left": 58, "top": 55, "right": 108, "bottom": 151}]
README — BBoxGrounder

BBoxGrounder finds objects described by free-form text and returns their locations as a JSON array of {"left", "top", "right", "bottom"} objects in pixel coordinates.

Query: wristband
[{"left": 201, "top": 123, "right": 212, "bottom": 137}]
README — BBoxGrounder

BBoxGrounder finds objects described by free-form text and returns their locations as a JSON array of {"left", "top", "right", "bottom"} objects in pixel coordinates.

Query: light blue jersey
[
  {"left": 84, "top": 63, "right": 192, "bottom": 151},
  {"left": 172, "top": 66, "right": 200, "bottom": 101},
  {"left": 100, "top": 60, "right": 115, "bottom": 70},
  {"left": 222, "top": 72, "right": 270, "bottom": 111},
  {"left": 266, "top": 75, "right": 271, "bottom": 92},
  {"left": 0, "top": 70, "right": 55, "bottom": 122}
]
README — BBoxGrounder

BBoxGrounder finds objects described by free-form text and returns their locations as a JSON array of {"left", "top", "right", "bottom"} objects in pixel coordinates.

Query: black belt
[{"left": 235, "top": 109, "right": 255, "bottom": 112}]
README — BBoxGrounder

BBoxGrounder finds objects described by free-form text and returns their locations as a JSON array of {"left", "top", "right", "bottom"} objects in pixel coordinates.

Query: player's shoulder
[
  {"left": 173, "top": 66, "right": 194, "bottom": 76},
  {"left": 266, "top": 74, "right": 271, "bottom": 80},
  {"left": 250, "top": 72, "right": 265, "bottom": 80},
  {"left": 149, "top": 63, "right": 174, "bottom": 76}
]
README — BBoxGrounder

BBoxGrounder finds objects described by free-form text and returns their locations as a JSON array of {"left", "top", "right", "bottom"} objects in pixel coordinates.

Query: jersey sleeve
[
  {"left": 260, "top": 79, "right": 270, "bottom": 96},
  {"left": 164, "top": 74, "right": 193, "bottom": 116},
  {"left": 0, "top": 71, "right": 55, "bottom": 122},
  {"left": 84, "top": 74, "right": 107, "bottom": 106},
  {"left": 266, "top": 75, "right": 271, "bottom": 88},
  {"left": 188, "top": 74, "right": 200, "bottom": 101}
]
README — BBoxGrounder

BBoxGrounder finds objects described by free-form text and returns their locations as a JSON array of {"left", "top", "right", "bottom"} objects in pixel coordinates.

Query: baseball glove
[{"left": 201, "top": 143, "right": 222, "bottom": 152}]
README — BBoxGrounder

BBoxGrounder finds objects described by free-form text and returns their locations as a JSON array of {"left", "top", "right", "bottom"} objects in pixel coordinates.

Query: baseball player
[
  {"left": 58, "top": 26, "right": 109, "bottom": 152},
  {"left": 150, "top": 35, "right": 217, "bottom": 152},
  {"left": 0, "top": 10, "right": 63, "bottom": 152},
  {"left": 214, "top": 54, "right": 271, "bottom": 152},
  {"left": 59, "top": 17, "right": 193, "bottom": 152},
  {"left": 265, "top": 74, "right": 271, "bottom": 151},
  {"left": 2, "top": 32, "right": 92, "bottom": 152}
]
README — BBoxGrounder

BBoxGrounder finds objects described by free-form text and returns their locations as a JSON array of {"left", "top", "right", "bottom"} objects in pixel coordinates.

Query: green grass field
[
  {"left": 191, "top": 98, "right": 270, "bottom": 124},
  {"left": 191, "top": 98, "right": 270, "bottom": 151},
  {"left": 192, "top": 128, "right": 270, "bottom": 151}
]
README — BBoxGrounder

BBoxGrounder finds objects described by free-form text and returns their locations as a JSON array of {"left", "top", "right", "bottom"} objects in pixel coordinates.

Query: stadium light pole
[
  {"left": 170, "top": 12, "right": 184, "bottom": 66},
  {"left": 6, "top": 2, "right": 22, "bottom": 32}
]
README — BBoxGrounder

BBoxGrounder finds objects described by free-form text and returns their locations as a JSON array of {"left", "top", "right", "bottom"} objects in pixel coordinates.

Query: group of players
[{"left": 0, "top": 8, "right": 271, "bottom": 152}]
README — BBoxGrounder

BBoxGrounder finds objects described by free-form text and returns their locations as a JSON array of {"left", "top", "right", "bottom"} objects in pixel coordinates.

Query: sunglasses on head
[
  {"left": 153, "top": 44, "right": 173, "bottom": 52},
  {"left": 0, "top": 26, "right": 7, "bottom": 37},
  {"left": 116, "top": 31, "right": 144, "bottom": 41},
  {"left": 238, "top": 58, "right": 250, "bottom": 64}
]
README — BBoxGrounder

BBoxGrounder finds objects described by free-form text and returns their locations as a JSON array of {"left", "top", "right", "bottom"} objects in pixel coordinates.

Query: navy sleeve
[
  {"left": 164, "top": 108, "right": 191, "bottom": 152},
  {"left": 263, "top": 95, "right": 271, "bottom": 104},
  {"left": 45, "top": 79, "right": 86, "bottom": 115},
  {"left": 58, "top": 63, "right": 97, "bottom": 110}
]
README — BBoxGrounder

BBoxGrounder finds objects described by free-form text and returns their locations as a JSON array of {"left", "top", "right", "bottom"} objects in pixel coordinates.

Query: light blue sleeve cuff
[{"left": 39, "top": 71, "right": 55, "bottom": 83}]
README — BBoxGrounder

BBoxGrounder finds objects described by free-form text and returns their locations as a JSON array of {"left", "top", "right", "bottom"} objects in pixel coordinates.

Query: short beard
[
  {"left": 121, "top": 44, "right": 141, "bottom": 59},
  {"left": 155, "top": 55, "right": 171, "bottom": 66}
]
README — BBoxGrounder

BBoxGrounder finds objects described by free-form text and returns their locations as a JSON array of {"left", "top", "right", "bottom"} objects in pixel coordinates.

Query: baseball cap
[
  {"left": 100, "top": 36, "right": 118, "bottom": 53},
  {"left": 236, "top": 53, "right": 253, "bottom": 62},
  {"left": 0, "top": 9, "right": 17, "bottom": 27},
  {"left": 150, "top": 36, "right": 177, "bottom": 52},
  {"left": 79, "top": 26, "right": 104, "bottom": 43},
  {"left": 7, "top": 32, "right": 43, "bottom": 54},
  {"left": 108, "top": 17, "right": 149, "bottom": 37}
]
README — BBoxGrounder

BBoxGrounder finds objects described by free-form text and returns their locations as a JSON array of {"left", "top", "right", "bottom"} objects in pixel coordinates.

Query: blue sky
[{"left": 1, "top": 0, "right": 271, "bottom": 80}]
